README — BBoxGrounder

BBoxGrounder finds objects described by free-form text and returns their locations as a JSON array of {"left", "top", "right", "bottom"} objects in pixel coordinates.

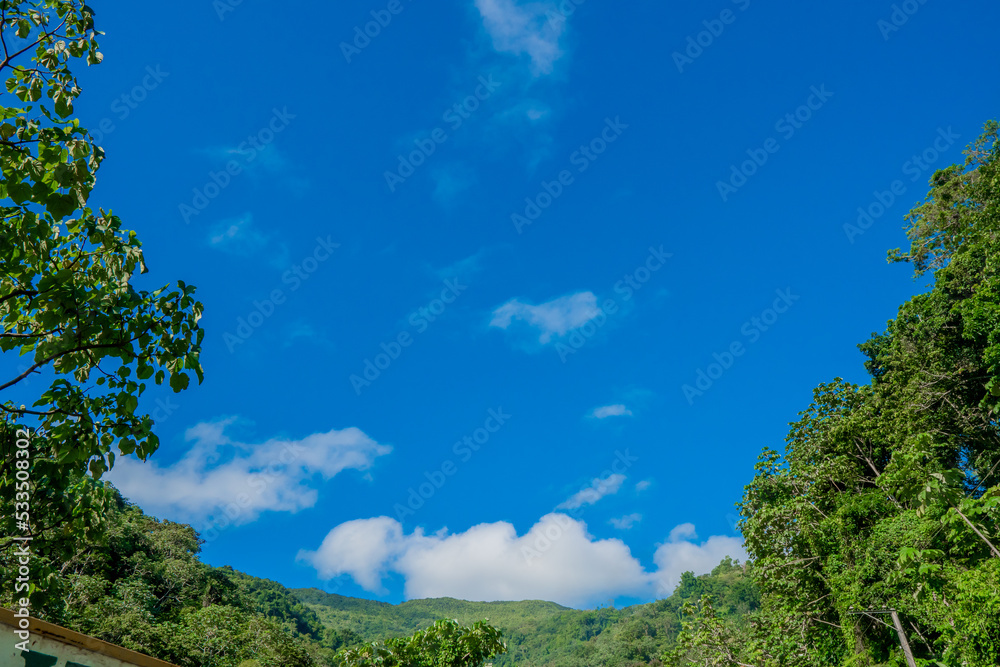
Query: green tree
[
  {"left": 663, "top": 597, "right": 752, "bottom": 667},
  {"left": 336, "top": 619, "right": 507, "bottom": 667},
  {"left": 0, "top": 0, "right": 204, "bottom": 579},
  {"left": 0, "top": 0, "right": 204, "bottom": 476},
  {"left": 738, "top": 121, "right": 1000, "bottom": 666}
]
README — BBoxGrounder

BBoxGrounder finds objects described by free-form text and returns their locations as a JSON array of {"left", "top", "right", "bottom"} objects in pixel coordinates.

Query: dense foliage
[
  {"left": 708, "top": 122, "right": 1000, "bottom": 666},
  {"left": 337, "top": 619, "right": 506, "bottom": 667},
  {"left": 1, "top": 489, "right": 341, "bottom": 666},
  {"left": 0, "top": 0, "right": 204, "bottom": 472},
  {"left": 0, "top": 0, "right": 204, "bottom": 605}
]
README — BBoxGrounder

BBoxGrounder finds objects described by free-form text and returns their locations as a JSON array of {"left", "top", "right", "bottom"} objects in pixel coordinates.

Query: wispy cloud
[
  {"left": 432, "top": 249, "right": 489, "bottom": 282},
  {"left": 199, "top": 142, "right": 309, "bottom": 195},
  {"left": 490, "top": 291, "right": 600, "bottom": 343},
  {"left": 494, "top": 99, "right": 552, "bottom": 124},
  {"left": 609, "top": 513, "right": 642, "bottom": 530},
  {"left": 207, "top": 214, "right": 268, "bottom": 256},
  {"left": 474, "top": 0, "right": 567, "bottom": 76},
  {"left": 431, "top": 165, "right": 477, "bottom": 205},
  {"left": 108, "top": 419, "right": 391, "bottom": 526},
  {"left": 557, "top": 473, "right": 626, "bottom": 510},
  {"left": 590, "top": 404, "right": 633, "bottom": 419},
  {"left": 635, "top": 479, "right": 652, "bottom": 492}
]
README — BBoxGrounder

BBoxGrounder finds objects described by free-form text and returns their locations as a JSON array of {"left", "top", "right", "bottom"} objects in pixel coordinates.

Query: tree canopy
[
  {"left": 722, "top": 121, "right": 1000, "bottom": 666},
  {"left": 0, "top": 0, "right": 204, "bottom": 474},
  {"left": 0, "top": 0, "right": 205, "bottom": 620}
]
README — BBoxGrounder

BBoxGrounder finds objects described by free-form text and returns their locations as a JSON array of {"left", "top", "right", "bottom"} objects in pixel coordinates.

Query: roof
[{"left": 0, "top": 607, "right": 180, "bottom": 667}]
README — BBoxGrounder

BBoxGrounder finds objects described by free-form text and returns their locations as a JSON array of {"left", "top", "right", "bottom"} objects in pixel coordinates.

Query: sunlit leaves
[
  {"left": 0, "top": 2, "right": 204, "bottom": 499},
  {"left": 738, "top": 122, "right": 1000, "bottom": 666},
  {"left": 337, "top": 619, "right": 507, "bottom": 667}
]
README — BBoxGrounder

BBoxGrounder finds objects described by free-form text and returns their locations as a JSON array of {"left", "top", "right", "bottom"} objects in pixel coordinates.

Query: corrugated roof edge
[{"left": 0, "top": 607, "right": 180, "bottom": 667}]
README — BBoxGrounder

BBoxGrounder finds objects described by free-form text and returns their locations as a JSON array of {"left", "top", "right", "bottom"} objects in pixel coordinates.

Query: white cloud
[
  {"left": 609, "top": 513, "right": 642, "bottom": 530},
  {"left": 299, "top": 517, "right": 404, "bottom": 593},
  {"left": 651, "top": 525, "right": 748, "bottom": 596},
  {"left": 474, "top": 0, "right": 566, "bottom": 75},
  {"left": 668, "top": 523, "right": 698, "bottom": 542},
  {"left": 635, "top": 479, "right": 652, "bottom": 492},
  {"left": 300, "top": 516, "right": 745, "bottom": 608},
  {"left": 108, "top": 419, "right": 391, "bottom": 526},
  {"left": 300, "top": 514, "right": 649, "bottom": 608},
  {"left": 490, "top": 291, "right": 599, "bottom": 343},
  {"left": 557, "top": 473, "right": 626, "bottom": 510},
  {"left": 590, "top": 404, "right": 633, "bottom": 419}
]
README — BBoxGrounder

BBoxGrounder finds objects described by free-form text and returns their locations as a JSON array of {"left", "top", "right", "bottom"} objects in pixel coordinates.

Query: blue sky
[{"left": 16, "top": 0, "right": 1000, "bottom": 608}]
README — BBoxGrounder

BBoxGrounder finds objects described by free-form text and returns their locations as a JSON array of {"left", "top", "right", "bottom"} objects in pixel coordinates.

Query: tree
[
  {"left": 0, "top": 0, "right": 204, "bottom": 617},
  {"left": 663, "top": 597, "right": 754, "bottom": 667},
  {"left": 0, "top": 0, "right": 204, "bottom": 471},
  {"left": 738, "top": 121, "right": 1000, "bottom": 666},
  {"left": 336, "top": 619, "right": 507, "bottom": 667},
  {"left": 0, "top": 0, "right": 204, "bottom": 540}
]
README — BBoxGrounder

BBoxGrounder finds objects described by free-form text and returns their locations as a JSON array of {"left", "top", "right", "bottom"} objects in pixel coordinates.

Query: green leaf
[
  {"left": 169, "top": 372, "right": 190, "bottom": 392},
  {"left": 45, "top": 193, "right": 78, "bottom": 218}
]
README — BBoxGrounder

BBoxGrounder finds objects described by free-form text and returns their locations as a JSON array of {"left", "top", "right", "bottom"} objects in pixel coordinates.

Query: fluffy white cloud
[
  {"left": 474, "top": 0, "right": 566, "bottom": 75},
  {"left": 556, "top": 473, "right": 626, "bottom": 510},
  {"left": 300, "top": 516, "right": 746, "bottom": 608},
  {"left": 609, "top": 513, "right": 642, "bottom": 530},
  {"left": 650, "top": 524, "right": 748, "bottom": 596},
  {"left": 590, "top": 404, "right": 633, "bottom": 419},
  {"left": 108, "top": 418, "right": 391, "bottom": 526},
  {"left": 490, "top": 291, "right": 599, "bottom": 343},
  {"left": 299, "top": 514, "right": 649, "bottom": 608},
  {"left": 300, "top": 517, "right": 404, "bottom": 592}
]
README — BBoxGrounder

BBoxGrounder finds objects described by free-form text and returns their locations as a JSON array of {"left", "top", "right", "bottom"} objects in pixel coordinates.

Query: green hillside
[
  {"left": 294, "top": 589, "right": 569, "bottom": 641},
  {"left": 293, "top": 559, "right": 757, "bottom": 666}
]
